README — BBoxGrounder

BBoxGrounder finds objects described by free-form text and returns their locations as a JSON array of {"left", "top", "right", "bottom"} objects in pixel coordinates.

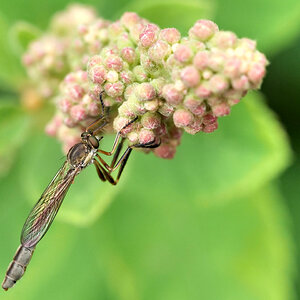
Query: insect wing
[{"left": 21, "top": 161, "right": 79, "bottom": 248}]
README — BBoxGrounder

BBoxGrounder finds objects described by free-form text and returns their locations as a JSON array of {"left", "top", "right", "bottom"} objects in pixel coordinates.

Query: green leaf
[
  {"left": 0, "top": 0, "right": 131, "bottom": 27},
  {"left": 280, "top": 153, "right": 300, "bottom": 295},
  {"left": 90, "top": 184, "right": 294, "bottom": 300},
  {"left": 261, "top": 37, "right": 300, "bottom": 138},
  {"left": 0, "top": 181, "right": 293, "bottom": 299},
  {"left": 213, "top": 0, "right": 300, "bottom": 56},
  {"left": 17, "top": 132, "right": 132, "bottom": 226},
  {"left": 127, "top": 92, "right": 292, "bottom": 205},
  {"left": 9, "top": 21, "right": 42, "bottom": 55},
  {"left": 118, "top": 0, "right": 214, "bottom": 33},
  {"left": 0, "top": 12, "right": 25, "bottom": 90},
  {"left": 0, "top": 99, "right": 31, "bottom": 176}
]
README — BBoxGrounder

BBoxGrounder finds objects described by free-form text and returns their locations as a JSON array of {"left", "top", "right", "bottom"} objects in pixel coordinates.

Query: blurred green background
[{"left": 0, "top": 0, "right": 300, "bottom": 299}]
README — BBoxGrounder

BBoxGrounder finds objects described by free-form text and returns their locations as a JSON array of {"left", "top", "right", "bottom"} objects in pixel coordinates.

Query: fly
[{"left": 2, "top": 93, "right": 160, "bottom": 291}]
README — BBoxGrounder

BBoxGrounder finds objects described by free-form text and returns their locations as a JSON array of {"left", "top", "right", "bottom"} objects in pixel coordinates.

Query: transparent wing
[{"left": 21, "top": 161, "right": 80, "bottom": 247}]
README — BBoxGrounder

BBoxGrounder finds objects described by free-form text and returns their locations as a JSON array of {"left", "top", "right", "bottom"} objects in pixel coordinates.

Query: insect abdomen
[{"left": 2, "top": 245, "right": 35, "bottom": 291}]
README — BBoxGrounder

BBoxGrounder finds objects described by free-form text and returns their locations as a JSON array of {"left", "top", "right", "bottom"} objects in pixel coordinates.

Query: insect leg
[
  {"left": 94, "top": 160, "right": 106, "bottom": 182},
  {"left": 85, "top": 92, "right": 109, "bottom": 135},
  {"left": 98, "top": 117, "right": 138, "bottom": 156},
  {"left": 95, "top": 147, "right": 133, "bottom": 185},
  {"left": 97, "top": 138, "right": 160, "bottom": 174},
  {"left": 130, "top": 138, "right": 161, "bottom": 149},
  {"left": 110, "top": 138, "right": 125, "bottom": 168}
]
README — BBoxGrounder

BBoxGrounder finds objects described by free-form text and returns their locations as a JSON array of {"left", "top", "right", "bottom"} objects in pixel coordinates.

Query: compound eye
[
  {"left": 88, "top": 135, "right": 99, "bottom": 148},
  {"left": 81, "top": 132, "right": 88, "bottom": 139}
]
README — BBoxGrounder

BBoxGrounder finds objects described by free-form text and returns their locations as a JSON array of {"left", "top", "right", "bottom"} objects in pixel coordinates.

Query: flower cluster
[
  {"left": 23, "top": 5, "right": 268, "bottom": 159},
  {"left": 22, "top": 4, "right": 99, "bottom": 97}
]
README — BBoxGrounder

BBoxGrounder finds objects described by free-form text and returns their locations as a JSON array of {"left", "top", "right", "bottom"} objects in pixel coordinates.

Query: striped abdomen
[{"left": 2, "top": 245, "right": 35, "bottom": 291}]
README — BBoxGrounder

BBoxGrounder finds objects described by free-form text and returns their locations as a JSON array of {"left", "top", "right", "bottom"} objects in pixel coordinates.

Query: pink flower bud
[
  {"left": 145, "top": 23, "right": 160, "bottom": 34},
  {"left": 173, "top": 108, "right": 194, "bottom": 127},
  {"left": 136, "top": 83, "right": 156, "bottom": 101},
  {"left": 58, "top": 98, "right": 72, "bottom": 113},
  {"left": 118, "top": 102, "right": 137, "bottom": 118},
  {"left": 193, "top": 51, "right": 210, "bottom": 70},
  {"left": 139, "top": 129, "right": 155, "bottom": 144},
  {"left": 150, "top": 78, "right": 166, "bottom": 96},
  {"left": 108, "top": 21, "right": 124, "bottom": 38},
  {"left": 202, "top": 69, "right": 213, "bottom": 80},
  {"left": 89, "top": 65, "right": 107, "bottom": 84},
  {"left": 121, "top": 47, "right": 137, "bottom": 64},
  {"left": 139, "top": 28, "right": 157, "bottom": 48},
  {"left": 106, "top": 70, "right": 119, "bottom": 83},
  {"left": 113, "top": 116, "right": 135, "bottom": 134},
  {"left": 148, "top": 40, "right": 171, "bottom": 63},
  {"left": 104, "top": 82, "right": 124, "bottom": 97},
  {"left": 180, "top": 66, "right": 200, "bottom": 87},
  {"left": 120, "top": 12, "right": 139, "bottom": 29},
  {"left": 195, "top": 83, "right": 212, "bottom": 98},
  {"left": 120, "top": 71, "right": 134, "bottom": 84},
  {"left": 140, "top": 54, "right": 155, "bottom": 72},
  {"left": 130, "top": 22, "right": 146, "bottom": 42},
  {"left": 70, "top": 104, "right": 86, "bottom": 122},
  {"left": 162, "top": 84, "right": 184, "bottom": 105},
  {"left": 86, "top": 99, "right": 101, "bottom": 116},
  {"left": 64, "top": 117, "right": 76, "bottom": 128},
  {"left": 209, "top": 52, "right": 225, "bottom": 72},
  {"left": 158, "top": 103, "right": 174, "bottom": 117},
  {"left": 159, "top": 28, "right": 181, "bottom": 44},
  {"left": 209, "top": 74, "right": 229, "bottom": 94},
  {"left": 232, "top": 75, "right": 250, "bottom": 90},
  {"left": 87, "top": 55, "right": 102, "bottom": 68},
  {"left": 247, "top": 63, "right": 266, "bottom": 85},
  {"left": 154, "top": 123, "right": 167, "bottom": 136},
  {"left": 210, "top": 31, "right": 237, "bottom": 49},
  {"left": 105, "top": 55, "right": 123, "bottom": 71},
  {"left": 239, "top": 38, "right": 257, "bottom": 51},
  {"left": 174, "top": 44, "right": 193, "bottom": 63},
  {"left": 68, "top": 84, "right": 85, "bottom": 100},
  {"left": 133, "top": 65, "right": 148, "bottom": 82},
  {"left": 189, "top": 20, "right": 219, "bottom": 41},
  {"left": 184, "top": 96, "right": 206, "bottom": 115},
  {"left": 224, "top": 89, "right": 243, "bottom": 103},
  {"left": 144, "top": 98, "right": 159, "bottom": 111},
  {"left": 154, "top": 144, "right": 176, "bottom": 159},
  {"left": 184, "top": 118, "right": 203, "bottom": 134},
  {"left": 89, "top": 83, "right": 103, "bottom": 101},
  {"left": 224, "top": 57, "right": 242, "bottom": 78},
  {"left": 203, "top": 113, "right": 217, "bottom": 125},
  {"left": 202, "top": 122, "right": 218, "bottom": 133},
  {"left": 127, "top": 131, "right": 139, "bottom": 143},
  {"left": 141, "top": 112, "right": 161, "bottom": 129},
  {"left": 212, "top": 103, "right": 231, "bottom": 116}
]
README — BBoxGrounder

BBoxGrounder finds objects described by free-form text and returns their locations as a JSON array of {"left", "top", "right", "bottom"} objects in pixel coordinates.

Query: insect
[{"left": 2, "top": 93, "right": 159, "bottom": 291}]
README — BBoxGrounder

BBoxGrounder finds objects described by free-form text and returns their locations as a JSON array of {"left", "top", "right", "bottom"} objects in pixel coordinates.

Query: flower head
[{"left": 23, "top": 6, "right": 268, "bottom": 158}]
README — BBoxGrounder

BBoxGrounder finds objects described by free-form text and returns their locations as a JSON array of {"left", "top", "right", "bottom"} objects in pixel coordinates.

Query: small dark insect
[{"left": 2, "top": 93, "right": 160, "bottom": 291}]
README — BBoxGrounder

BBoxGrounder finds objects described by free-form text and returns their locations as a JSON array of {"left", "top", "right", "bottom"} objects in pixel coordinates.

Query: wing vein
[{"left": 21, "top": 161, "right": 80, "bottom": 247}]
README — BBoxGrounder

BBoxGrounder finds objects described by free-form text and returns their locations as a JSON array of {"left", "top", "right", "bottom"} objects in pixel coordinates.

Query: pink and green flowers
[{"left": 23, "top": 5, "right": 268, "bottom": 159}]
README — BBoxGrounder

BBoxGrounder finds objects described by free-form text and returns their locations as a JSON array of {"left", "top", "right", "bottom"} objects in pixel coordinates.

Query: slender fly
[{"left": 2, "top": 93, "right": 159, "bottom": 291}]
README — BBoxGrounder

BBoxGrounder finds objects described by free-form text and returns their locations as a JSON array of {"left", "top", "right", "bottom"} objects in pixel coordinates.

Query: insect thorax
[{"left": 67, "top": 143, "right": 96, "bottom": 168}]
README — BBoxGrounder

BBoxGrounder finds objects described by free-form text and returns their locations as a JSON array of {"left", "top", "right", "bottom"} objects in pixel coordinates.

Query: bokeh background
[{"left": 0, "top": 0, "right": 300, "bottom": 299}]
